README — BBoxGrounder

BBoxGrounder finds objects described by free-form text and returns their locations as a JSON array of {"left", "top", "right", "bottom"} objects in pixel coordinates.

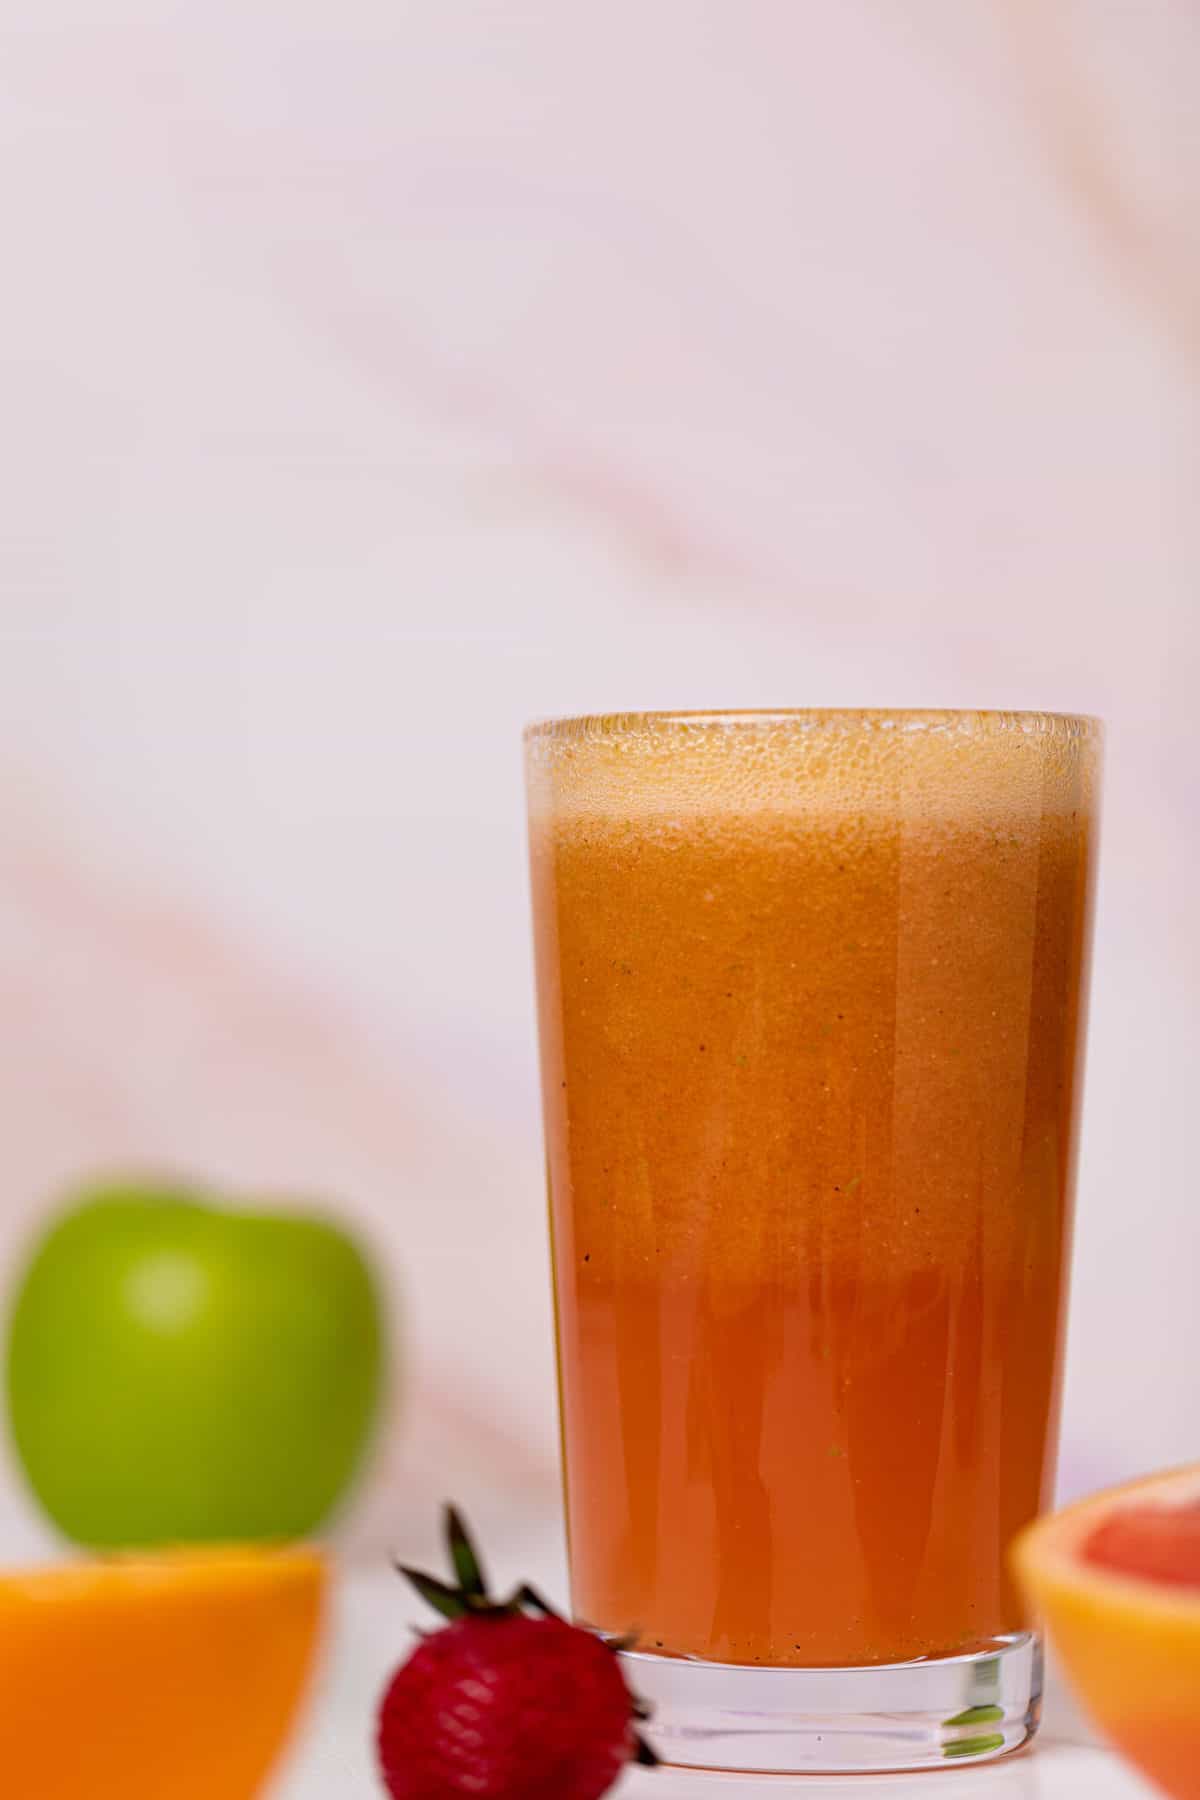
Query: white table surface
[{"left": 275, "top": 1564, "right": 1154, "bottom": 1800}]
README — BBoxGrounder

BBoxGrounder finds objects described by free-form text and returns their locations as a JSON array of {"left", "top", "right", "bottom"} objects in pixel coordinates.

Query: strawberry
[{"left": 377, "top": 1507, "right": 657, "bottom": 1799}]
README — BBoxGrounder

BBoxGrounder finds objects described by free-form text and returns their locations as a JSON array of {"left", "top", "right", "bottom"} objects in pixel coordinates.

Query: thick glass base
[{"left": 621, "top": 1632, "right": 1041, "bottom": 1774}]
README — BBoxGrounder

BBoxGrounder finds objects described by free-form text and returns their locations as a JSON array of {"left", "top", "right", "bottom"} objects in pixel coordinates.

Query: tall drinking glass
[{"left": 525, "top": 710, "right": 1101, "bottom": 1772}]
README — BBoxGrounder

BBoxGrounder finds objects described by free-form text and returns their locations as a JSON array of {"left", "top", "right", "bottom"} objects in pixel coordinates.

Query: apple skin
[{"left": 6, "top": 1183, "right": 386, "bottom": 1549}]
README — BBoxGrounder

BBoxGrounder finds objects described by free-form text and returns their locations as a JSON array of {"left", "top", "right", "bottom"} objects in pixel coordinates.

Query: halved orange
[
  {"left": 1014, "top": 1465, "right": 1200, "bottom": 1800},
  {"left": 0, "top": 1544, "right": 325, "bottom": 1800}
]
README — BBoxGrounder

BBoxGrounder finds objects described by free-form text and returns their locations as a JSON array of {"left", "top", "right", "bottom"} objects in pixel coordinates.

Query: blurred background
[{"left": 1, "top": 0, "right": 1196, "bottom": 1572}]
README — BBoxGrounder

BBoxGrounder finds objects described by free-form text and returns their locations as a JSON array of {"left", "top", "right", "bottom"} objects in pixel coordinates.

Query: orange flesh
[{"left": 529, "top": 716, "right": 1098, "bottom": 1667}]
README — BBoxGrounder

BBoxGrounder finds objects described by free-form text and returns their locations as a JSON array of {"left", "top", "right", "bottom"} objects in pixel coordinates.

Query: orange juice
[{"left": 527, "top": 711, "right": 1100, "bottom": 1669}]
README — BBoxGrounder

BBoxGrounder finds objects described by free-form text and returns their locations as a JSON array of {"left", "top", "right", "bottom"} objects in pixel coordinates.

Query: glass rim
[{"left": 524, "top": 707, "right": 1103, "bottom": 740}]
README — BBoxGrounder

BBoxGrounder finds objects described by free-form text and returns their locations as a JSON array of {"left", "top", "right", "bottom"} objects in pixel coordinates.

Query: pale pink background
[{"left": 1, "top": 0, "right": 1196, "bottom": 1562}]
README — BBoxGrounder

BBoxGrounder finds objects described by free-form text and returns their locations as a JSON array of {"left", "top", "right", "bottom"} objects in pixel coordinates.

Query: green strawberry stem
[
  {"left": 393, "top": 1568, "right": 472, "bottom": 1622},
  {"left": 446, "top": 1506, "right": 489, "bottom": 1600}
]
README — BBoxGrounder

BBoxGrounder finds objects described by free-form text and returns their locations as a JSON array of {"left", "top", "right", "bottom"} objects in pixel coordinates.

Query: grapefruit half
[{"left": 1014, "top": 1464, "right": 1200, "bottom": 1800}]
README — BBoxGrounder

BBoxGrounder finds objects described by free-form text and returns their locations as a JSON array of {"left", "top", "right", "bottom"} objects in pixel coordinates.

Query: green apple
[{"left": 6, "top": 1182, "right": 386, "bottom": 1548}]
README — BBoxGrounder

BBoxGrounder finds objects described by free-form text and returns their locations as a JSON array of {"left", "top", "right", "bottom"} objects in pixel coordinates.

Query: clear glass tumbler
[{"left": 525, "top": 710, "right": 1101, "bottom": 1772}]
